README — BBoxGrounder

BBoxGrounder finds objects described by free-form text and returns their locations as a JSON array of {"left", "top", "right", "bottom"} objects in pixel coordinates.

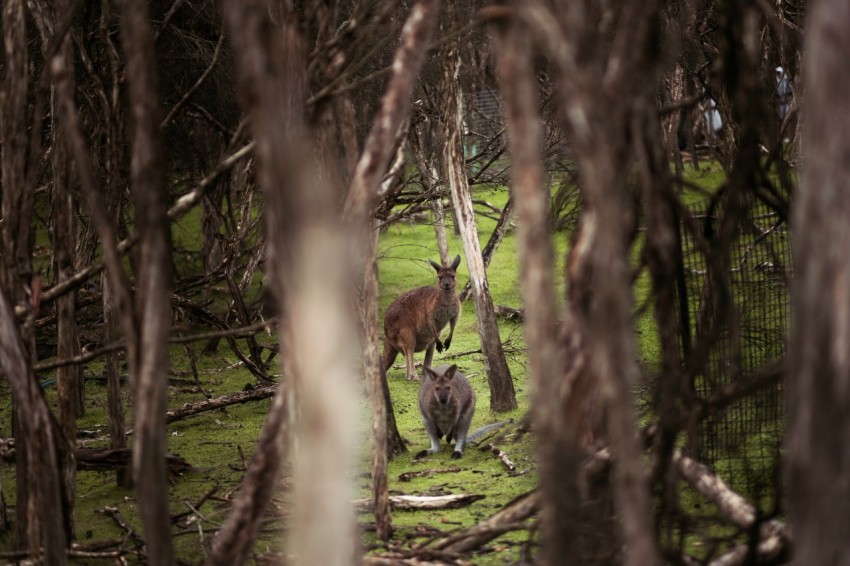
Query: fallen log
[
  {"left": 77, "top": 448, "right": 194, "bottom": 475},
  {"left": 493, "top": 305, "right": 524, "bottom": 322},
  {"left": 165, "top": 383, "right": 278, "bottom": 424},
  {"left": 672, "top": 449, "right": 789, "bottom": 564},
  {"left": 353, "top": 494, "right": 485, "bottom": 512},
  {"left": 398, "top": 467, "right": 461, "bottom": 482}
]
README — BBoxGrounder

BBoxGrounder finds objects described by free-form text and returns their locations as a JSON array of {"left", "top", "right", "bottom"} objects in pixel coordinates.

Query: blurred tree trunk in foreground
[
  {"left": 490, "top": 7, "right": 574, "bottom": 563},
  {"left": 119, "top": 0, "right": 176, "bottom": 562},
  {"left": 788, "top": 0, "right": 850, "bottom": 563},
  {"left": 1, "top": 1, "right": 69, "bottom": 561}
]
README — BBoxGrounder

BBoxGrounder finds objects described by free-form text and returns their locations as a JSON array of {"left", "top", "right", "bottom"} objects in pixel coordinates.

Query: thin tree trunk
[
  {"left": 27, "top": 0, "right": 82, "bottom": 540},
  {"left": 410, "top": 120, "right": 451, "bottom": 266},
  {"left": 459, "top": 197, "right": 514, "bottom": 303},
  {"left": 0, "top": 292, "right": 68, "bottom": 565},
  {"left": 50, "top": 2, "right": 82, "bottom": 538},
  {"left": 50, "top": 0, "right": 132, "bottom": 488},
  {"left": 491, "top": 11, "right": 573, "bottom": 563},
  {"left": 342, "top": 0, "right": 442, "bottom": 463},
  {"left": 2, "top": 2, "right": 69, "bottom": 560},
  {"left": 788, "top": 1, "right": 850, "bottom": 563},
  {"left": 118, "top": 1, "right": 175, "bottom": 562},
  {"left": 442, "top": 2, "right": 517, "bottom": 412},
  {"left": 365, "top": 228, "right": 392, "bottom": 541}
]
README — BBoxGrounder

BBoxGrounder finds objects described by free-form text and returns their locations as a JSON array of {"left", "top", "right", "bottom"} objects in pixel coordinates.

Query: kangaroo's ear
[
  {"left": 445, "top": 364, "right": 458, "bottom": 379},
  {"left": 423, "top": 367, "right": 437, "bottom": 380},
  {"left": 429, "top": 259, "right": 442, "bottom": 272},
  {"left": 450, "top": 255, "right": 461, "bottom": 271}
]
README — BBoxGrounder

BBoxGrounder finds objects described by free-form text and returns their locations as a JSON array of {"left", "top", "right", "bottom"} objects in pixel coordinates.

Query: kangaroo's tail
[{"left": 466, "top": 418, "right": 514, "bottom": 444}]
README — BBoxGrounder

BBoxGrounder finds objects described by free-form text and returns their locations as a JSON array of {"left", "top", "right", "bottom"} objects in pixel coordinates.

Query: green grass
[{"left": 2, "top": 162, "right": 785, "bottom": 563}]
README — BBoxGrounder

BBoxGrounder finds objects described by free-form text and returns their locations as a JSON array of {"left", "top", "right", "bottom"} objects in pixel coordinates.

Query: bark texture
[
  {"left": 492, "top": 11, "right": 574, "bottom": 564},
  {"left": 118, "top": 0, "right": 175, "bottom": 562},
  {"left": 788, "top": 0, "right": 850, "bottom": 563},
  {"left": 443, "top": 0, "right": 517, "bottom": 412},
  {"left": 520, "top": 1, "right": 664, "bottom": 563},
  {"left": 343, "top": 0, "right": 442, "bottom": 462}
]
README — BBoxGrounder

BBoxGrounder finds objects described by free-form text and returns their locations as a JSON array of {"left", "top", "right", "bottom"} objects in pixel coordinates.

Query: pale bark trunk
[
  {"left": 492, "top": 12, "right": 571, "bottom": 563},
  {"left": 119, "top": 1, "right": 175, "bottom": 563},
  {"left": 217, "top": 1, "right": 367, "bottom": 563},
  {"left": 442, "top": 5, "right": 517, "bottom": 412},
  {"left": 459, "top": 197, "right": 513, "bottom": 303},
  {"left": 788, "top": 1, "right": 850, "bottom": 563}
]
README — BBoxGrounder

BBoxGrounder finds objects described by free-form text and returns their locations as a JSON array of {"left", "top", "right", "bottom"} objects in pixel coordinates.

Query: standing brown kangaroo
[
  {"left": 382, "top": 255, "right": 462, "bottom": 381},
  {"left": 416, "top": 364, "right": 475, "bottom": 459}
]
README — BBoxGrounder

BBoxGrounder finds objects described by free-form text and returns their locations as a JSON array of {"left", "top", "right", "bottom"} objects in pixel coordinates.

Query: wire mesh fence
[{"left": 678, "top": 196, "right": 790, "bottom": 504}]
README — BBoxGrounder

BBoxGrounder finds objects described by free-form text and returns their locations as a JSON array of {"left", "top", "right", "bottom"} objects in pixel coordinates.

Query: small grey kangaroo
[
  {"left": 416, "top": 364, "right": 475, "bottom": 459},
  {"left": 382, "top": 255, "right": 462, "bottom": 381}
]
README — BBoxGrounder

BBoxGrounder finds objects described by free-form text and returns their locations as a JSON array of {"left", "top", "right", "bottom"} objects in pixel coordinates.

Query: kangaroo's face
[
  {"left": 433, "top": 376, "right": 454, "bottom": 405},
  {"left": 437, "top": 269, "right": 456, "bottom": 291},
  {"left": 426, "top": 364, "right": 459, "bottom": 405},
  {"left": 430, "top": 255, "right": 461, "bottom": 292}
]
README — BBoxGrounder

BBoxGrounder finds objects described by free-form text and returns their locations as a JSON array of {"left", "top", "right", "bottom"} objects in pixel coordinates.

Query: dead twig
[
  {"left": 483, "top": 443, "right": 516, "bottom": 472},
  {"left": 398, "top": 466, "right": 462, "bottom": 482},
  {"left": 171, "top": 485, "right": 219, "bottom": 524},
  {"left": 98, "top": 506, "right": 146, "bottom": 552}
]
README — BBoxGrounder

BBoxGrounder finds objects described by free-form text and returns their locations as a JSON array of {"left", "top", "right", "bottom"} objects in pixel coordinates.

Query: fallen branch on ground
[
  {"left": 353, "top": 494, "right": 485, "bottom": 512},
  {"left": 494, "top": 305, "right": 524, "bottom": 322},
  {"left": 398, "top": 467, "right": 461, "bottom": 482},
  {"left": 163, "top": 383, "right": 278, "bottom": 425},
  {"left": 483, "top": 443, "right": 516, "bottom": 472},
  {"left": 430, "top": 490, "right": 539, "bottom": 553}
]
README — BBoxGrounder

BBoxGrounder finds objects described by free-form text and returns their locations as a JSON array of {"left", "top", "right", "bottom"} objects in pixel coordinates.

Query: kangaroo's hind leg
[
  {"left": 423, "top": 342, "right": 436, "bottom": 372},
  {"left": 381, "top": 340, "right": 399, "bottom": 374}
]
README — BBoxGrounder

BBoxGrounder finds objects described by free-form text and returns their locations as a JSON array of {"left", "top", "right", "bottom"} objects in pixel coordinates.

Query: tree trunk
[
  {"left": 442, "top": 3, "right": 517, "bottom": 412},
  {"left": 341, "top": 0, "right": 442, "bottom": 462},
  {"left": 459, "top": 196, "right": 514, "bottom": 303},
  {"left": 118, "top": 1, "right": 176, "bottom": 562},
  {"left": 521, "top": 1, "right": 663, "bottom": 564},
  {"left": 52, "top": 18, "right": 82, "bottom": 542},
  {"left": 1, "top": 2, "right": 69, "bottom": 560},
  {"left": 27, "top": 0, "right": 82, "bottom": 540},
  {"left": 788, "top": 1, "right": 850, "bottom": 563},
  {"left": 410, "top": 119, "right": 451, "bottom": 266},
  {"left": 491, "top": 11, "right": 574, "bottom": 563}
]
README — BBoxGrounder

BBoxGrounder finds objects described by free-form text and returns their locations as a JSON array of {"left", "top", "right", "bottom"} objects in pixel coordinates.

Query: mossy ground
[{"left": 1, "top": 156, "right": 774, "bottom": 563}]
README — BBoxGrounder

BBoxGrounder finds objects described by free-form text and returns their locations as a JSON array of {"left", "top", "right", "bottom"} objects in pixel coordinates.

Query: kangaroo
[
  {"left": 382, "top": 255, "right": 461, "bottom": 381},
  {"left": 415, "top": 364, "right": 475, "bottom": 459}
]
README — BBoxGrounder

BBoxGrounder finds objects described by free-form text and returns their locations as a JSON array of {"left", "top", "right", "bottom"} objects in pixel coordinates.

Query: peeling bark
[{"left": 443, "top": 0, "right": 516, "bottom": 412}]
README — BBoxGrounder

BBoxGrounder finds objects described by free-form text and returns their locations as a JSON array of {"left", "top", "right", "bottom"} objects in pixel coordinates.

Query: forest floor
[{"left": 0, "top": 160, "right": 733, "bottom": 564}]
